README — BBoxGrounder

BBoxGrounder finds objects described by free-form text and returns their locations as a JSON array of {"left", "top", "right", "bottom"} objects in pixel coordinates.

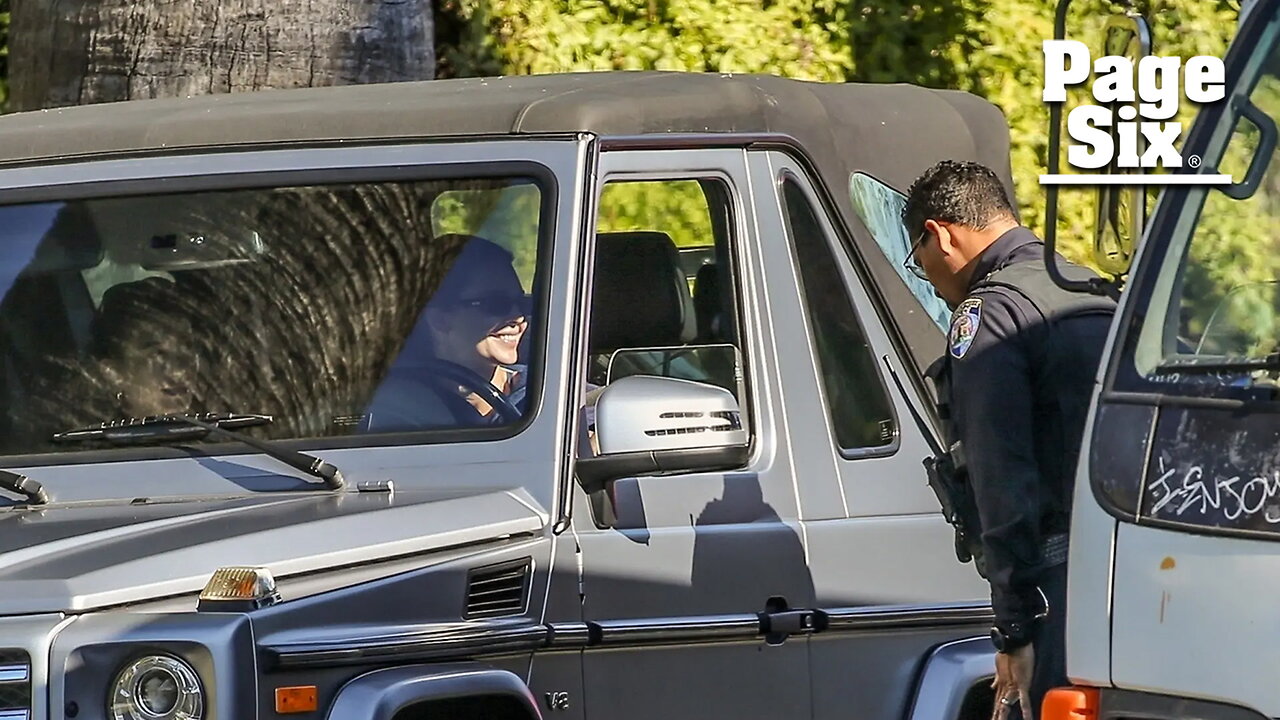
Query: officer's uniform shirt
[{"left": 945, "top": 227, "right": 1113, "bottom": 632}]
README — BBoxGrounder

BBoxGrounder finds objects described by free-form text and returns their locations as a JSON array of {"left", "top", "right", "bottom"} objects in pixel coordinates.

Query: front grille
[{"left": 0, "top": 649, "right": 30, "bottom": 720}]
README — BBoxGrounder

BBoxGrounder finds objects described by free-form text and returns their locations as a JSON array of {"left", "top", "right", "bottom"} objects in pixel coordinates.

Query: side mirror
[
  {"left": 575, "top": 375, "right": 749, "bottom": 493},
  {"left": 1044, "top": 0, "right": 1150, "bottom": 296},
  {"left": 1091, "top": 12, "right": 1153, "bottom": 277},
  {"left": 607, "top": 343, "right": 745, "bottom": 410}
]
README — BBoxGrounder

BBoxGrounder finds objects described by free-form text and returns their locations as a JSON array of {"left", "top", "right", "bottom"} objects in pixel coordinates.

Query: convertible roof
[
  {"left": 0, "top": 71, "right": 1014, "bottom": 191},
  {"left": 0, "top": 71, "right": 1017, "bottom": 373}
]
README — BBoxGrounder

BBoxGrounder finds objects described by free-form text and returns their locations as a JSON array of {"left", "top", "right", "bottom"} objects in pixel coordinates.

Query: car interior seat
[{"left": 588, "top": 230, "right": 696, "bottom": 386}]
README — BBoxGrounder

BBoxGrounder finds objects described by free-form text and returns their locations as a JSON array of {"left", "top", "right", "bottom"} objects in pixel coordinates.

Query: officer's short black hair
[{"left": 901, "top": 160, "right": 1016, "bottom": 235}]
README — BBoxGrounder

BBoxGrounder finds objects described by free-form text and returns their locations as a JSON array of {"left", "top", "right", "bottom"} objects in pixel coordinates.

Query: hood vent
[
  {"left": 0, "top": 649, "right": 31, "bottom": 720},
  {"left": 465, "top": 558, "right": 531, "bottom": 619}
]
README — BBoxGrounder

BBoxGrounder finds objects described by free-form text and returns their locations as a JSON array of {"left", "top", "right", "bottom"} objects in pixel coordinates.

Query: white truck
[{"left": 1046, "top": 0, "right": 1280, "bottom": 717}]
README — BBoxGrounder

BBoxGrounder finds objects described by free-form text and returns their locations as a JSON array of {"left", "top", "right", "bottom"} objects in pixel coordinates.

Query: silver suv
[{"left": 0, "top": 72, "right": 1014, "bottom": 720}]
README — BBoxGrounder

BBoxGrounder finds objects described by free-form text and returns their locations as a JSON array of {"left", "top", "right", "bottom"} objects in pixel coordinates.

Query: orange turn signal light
[
  {"left": 275, "top": 686, "right": 318, "bottom": 714},
  {"left": 1042, "top": 686, "right": 1100, "bottom": 720}
]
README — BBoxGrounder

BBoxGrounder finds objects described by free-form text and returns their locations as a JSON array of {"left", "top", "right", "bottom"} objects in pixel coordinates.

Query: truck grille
[{"left": 0, "top": 649, "right": 30, "bottom": 720}]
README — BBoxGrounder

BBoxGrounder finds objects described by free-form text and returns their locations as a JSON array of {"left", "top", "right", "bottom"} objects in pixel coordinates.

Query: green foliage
[
  {"left": 440, "top": 0, "right": 851, "bottom": 80},
  {"left": 431, "top": 181, "right": 544, "bottom": 289},
  {"left": 598, "top": 180, "right": 712, "bottom": 248}
]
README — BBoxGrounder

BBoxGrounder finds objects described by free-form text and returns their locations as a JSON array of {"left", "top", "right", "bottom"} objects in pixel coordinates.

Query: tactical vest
[{"left": 926, "top": 258, "right": 1116, "bottom": 574}]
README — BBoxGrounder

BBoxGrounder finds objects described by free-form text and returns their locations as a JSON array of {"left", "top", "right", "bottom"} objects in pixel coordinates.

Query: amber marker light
[
  {"left": 275, "top": 686, "right": 318, "bottom": 714},
  {"left": 1042, "top": 686, "right": 1100, "bottom": 720},
  {"left": 197, "top": 566, "right": 282, "bottom": 612}
]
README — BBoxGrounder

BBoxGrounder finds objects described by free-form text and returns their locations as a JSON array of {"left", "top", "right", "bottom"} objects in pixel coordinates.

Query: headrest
[{"left": 590, "top": 231, "right": 695, "bottom": 353}]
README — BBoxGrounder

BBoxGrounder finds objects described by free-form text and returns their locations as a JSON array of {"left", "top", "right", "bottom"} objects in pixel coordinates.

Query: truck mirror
[
  {"left": 1044, "top": 0, "right": 1150, "bottom": 296},
  {"left": 574, "top": 375, "right": 749, "bottom": 493},
  {"left": 1091, "top": 12, "right": 1153, "bottom": 277}
]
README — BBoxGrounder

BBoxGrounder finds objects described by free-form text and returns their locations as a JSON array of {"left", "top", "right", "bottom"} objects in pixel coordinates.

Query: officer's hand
[{"left": 991, "top": 644, "right": 1035, "bottom": 720}]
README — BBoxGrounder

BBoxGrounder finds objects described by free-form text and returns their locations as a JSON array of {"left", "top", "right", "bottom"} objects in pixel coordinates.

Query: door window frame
[
  {"left": 565, "top": 149, "right": 765, "bottom": 530},
  {"left": 574, "top": 165, "right": 758, "bottom": 448}
]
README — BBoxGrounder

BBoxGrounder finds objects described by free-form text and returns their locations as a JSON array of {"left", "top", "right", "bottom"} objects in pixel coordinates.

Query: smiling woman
[
  {"left": 363, "top": 235, "right": 535, "bottom": 431},
  {"left": 0, "top": 174, "right": 547, "bottom": 455}
]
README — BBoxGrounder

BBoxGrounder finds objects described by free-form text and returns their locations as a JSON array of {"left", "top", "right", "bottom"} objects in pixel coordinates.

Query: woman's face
[
  {"left": 432, "top": 264, "right": 529, "bottom": 372},
  {"left": 461, "top": 297, "right": 527, "bottom": 367}
]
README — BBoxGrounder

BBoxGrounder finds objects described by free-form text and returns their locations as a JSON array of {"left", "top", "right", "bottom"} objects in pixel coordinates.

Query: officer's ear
[{"left": 923, "top": 219, "right": 959, "bottom": 259}]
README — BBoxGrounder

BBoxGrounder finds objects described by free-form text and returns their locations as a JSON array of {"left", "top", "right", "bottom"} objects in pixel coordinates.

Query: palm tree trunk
[{"left": 8, "top": 0, "right": 433, "bottom": 111}]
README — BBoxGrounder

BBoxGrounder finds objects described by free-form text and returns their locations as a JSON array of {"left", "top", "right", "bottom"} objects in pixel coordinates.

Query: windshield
[
  {"left": 1122, "top": 9, "right": 1280, "bottom": 396},
  {"left": 0, "top": 174, "right": 546, "bottom": 457}
]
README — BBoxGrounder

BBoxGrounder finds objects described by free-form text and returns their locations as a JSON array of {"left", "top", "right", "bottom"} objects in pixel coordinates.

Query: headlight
[{"left": 109, "top": 655, "right": 204, "bottom": 720}]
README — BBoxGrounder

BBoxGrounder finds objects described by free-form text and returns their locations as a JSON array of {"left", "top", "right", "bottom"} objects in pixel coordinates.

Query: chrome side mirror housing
[{"left": 575, "top": 375, "right": 749, "bottom": 492}]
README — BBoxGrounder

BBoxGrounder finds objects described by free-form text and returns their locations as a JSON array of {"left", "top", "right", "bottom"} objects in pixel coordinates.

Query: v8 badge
[{"left": 544, "top": 691, "right": 571, "bottom": 711}]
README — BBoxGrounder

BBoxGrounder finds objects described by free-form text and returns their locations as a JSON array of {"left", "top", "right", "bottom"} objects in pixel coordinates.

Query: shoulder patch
[{"left": 949, "top": 297, "right": 983, "bottom": 359}]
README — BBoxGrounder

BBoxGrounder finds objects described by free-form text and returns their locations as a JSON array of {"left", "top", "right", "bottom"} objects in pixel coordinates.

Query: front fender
[
  {"left": 327, "top": 662, "right": 542, "bottom": 720},
  {"left": 907, "top": 636, "right": 996, "bottom": 720}
]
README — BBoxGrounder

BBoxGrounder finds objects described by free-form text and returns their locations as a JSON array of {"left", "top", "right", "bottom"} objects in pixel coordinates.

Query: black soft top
[{"left": 0, "top": 70, "right": 1017, "bottom": 376}]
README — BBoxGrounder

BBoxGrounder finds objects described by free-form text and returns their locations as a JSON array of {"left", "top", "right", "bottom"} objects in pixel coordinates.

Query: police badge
[{"left": 949, "top": 297, "right": 983, "bottom": 359}]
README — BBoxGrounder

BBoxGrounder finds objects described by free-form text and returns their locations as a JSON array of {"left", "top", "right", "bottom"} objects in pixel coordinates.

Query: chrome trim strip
[
  {"left": 545, "top": 622, "right": 592, "bottom": 649},
  {"left": 0, "top": 664, "right": 28, "bottom": 683},
  {"left": 821, "top": 601, "right": 993, "bottom": 632},
  {"left": 266, "top": 602, "right": 994, "bottom": 668},
  {"left": 589, "top": 615, "right": 763, "bottom": 646},
  {"left": 269, "top": 620, "right": 548, "bottom": 669},
  {"left": 0, "top": 710, "right": 28, "bottom": 720}
]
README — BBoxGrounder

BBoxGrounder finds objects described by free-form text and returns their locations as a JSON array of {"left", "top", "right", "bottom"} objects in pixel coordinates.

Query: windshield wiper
[
  {"left": 53, "top": 413, "right": 345, "bottom": 491},
  {"left": 1154, "top": 352, "right": 1280, "bottom": 375},
  {"left": 0, "top": 470, "right": 48, "bottom": 506}
]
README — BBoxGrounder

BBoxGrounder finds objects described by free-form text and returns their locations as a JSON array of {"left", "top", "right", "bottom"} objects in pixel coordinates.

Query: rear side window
[
  {"left": 848, "top": 172, "right": 951, "bottom": 331},
  {"left": 781, "top": 176, "right": 896, "bottom": 450}
]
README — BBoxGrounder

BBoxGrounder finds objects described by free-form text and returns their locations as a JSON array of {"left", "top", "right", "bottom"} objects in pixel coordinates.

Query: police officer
[{"left": 901, "top": 160, "right": 1115, "bottom": 720}]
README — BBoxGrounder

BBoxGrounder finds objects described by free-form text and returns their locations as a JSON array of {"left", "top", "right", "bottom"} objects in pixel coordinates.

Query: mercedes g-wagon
[{"left": 0, "top": 71, "right": 1016, "bottom": 720}]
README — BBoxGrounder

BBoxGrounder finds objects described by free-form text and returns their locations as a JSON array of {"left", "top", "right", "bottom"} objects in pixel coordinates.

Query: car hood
[{"left": 0, "top": 486, "right": 547, "bottom": 615}]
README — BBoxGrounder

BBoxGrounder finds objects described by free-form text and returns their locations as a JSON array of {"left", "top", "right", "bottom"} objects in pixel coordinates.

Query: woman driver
[
  {"left": 424, "top": 235, "right": 530, "bottom": 419},
  {"left": 365, "top": 235, "right": 530, "bottom": 428}
]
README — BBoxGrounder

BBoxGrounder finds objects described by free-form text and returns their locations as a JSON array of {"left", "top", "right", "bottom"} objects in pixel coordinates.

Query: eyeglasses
[{"left": 903, "top": 227, "right": 930, "bottom": 282}]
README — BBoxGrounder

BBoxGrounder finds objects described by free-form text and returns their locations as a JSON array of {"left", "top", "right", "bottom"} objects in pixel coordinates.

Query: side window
[
  {"left": 586, "top": 178, "right": 742, "bottom": 396},
  {"left": 781, "top": 175, "right": 897, "bottom": 450},
  {"left": 848, "top": 172, "right": 951, "bottom": 331},
  {"left": 0, "top": 175, "right": 549, "bottom": 456}
]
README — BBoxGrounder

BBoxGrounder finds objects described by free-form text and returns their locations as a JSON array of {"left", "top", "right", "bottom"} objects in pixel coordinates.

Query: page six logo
[{"left": 1041, "top": 40, "right": 1229, "bottom": 184}]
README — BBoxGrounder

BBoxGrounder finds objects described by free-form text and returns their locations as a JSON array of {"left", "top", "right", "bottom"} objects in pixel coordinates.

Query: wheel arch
[
  {"left": 906, "top": 636, "right": 997, "bottom": 720},
  {"left": 326, "top": 662, "right": 542, "bottom": 720}
]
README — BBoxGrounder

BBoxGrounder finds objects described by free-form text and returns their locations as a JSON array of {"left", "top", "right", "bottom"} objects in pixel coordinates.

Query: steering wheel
[
  {"left": 422, "top": 358, "right": 522, "bottom": 424},
  {"left": 364, "top": 359, "right": 522, "bottom": 431}
]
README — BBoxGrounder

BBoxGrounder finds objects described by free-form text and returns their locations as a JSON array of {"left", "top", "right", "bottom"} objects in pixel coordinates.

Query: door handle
[{"left": 759, "top": 598, "right": 828, "bottom": 645}]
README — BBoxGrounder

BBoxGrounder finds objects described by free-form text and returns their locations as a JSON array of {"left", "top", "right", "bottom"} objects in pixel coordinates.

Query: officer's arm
[{"left": 948, "top": 290, "right": 1044, "bottom": 640}]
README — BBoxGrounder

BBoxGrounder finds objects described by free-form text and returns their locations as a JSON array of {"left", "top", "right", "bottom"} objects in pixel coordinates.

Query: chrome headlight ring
[{"left": 108, "top": 655, "right": 204, "bottom": 720}]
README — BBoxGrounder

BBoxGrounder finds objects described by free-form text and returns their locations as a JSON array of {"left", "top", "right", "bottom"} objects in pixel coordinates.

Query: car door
[
  {"left": 569, "top": 148, "right": 813, "bottom": 720},
  {"left": 747, "top": 152, "right": 992, "bottom": 720}
]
